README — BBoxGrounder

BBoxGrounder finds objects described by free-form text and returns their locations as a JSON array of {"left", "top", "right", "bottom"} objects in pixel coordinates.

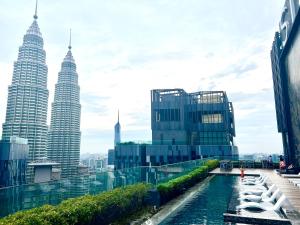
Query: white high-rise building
[
  {"left": 47, "top": 33, "right": 81, "bottom": 178},
  {"left": 2, "top": 5, "right": 49, "bottom": 180},
  {"left": 114, "top": 111, "right": 121, "bottom": 146}
]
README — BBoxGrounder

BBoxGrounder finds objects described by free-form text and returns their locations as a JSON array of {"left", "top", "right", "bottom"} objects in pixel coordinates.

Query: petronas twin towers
[
  {"left": 48, "top": 39, "right": 81, "bottom": 178},
  {"left": 2, "top": 4, "right": 81, "bottom": 179}
]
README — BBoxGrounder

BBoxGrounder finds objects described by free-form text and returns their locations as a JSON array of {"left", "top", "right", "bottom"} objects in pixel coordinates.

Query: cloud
[
  {"left": 213, "top": 62, "right": 258, "bottom": 79},
  {"left": 81, "top": 93, "right": 111, "bottom": 115}
]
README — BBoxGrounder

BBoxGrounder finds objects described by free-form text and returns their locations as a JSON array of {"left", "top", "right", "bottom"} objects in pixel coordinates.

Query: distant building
[
  {"left": 28, "top": 158, "right": 60, "bottom": 183},
  {"left": 2, "top": 4, "right": 49, "bottom": 181},
  {"left": 271, "top": 0, "right": 300, "bottom": 169},
  {"left": 47, "top": 33, "right": 81, "bottom": 178},
  {"left": 114, "top": 111, "right": 121, "bottom": 146},
  {"left": 115, "top": 89, "right": 238, "bottom": 169},
  {"left": 107, "top": 149, "right": 115, "bottom": 165},
  {"left": 0, "top": 137, "right": 29, "bottom": 187},
  {"left": 95, "top": 158, "right": 107, "bottom": 171}
]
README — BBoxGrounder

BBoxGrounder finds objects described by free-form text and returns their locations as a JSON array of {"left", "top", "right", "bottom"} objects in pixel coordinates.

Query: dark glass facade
[
  {"left": 271, "top": 0, "right": 300, "bottom": 168},
  {"left": 0, "top": 137, "right": 28, "bottom": 187}
]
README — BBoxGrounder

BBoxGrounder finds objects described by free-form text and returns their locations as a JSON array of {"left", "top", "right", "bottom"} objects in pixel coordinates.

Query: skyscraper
[
  {"left": 47, "top": 32, "right": 81, "bottom": 178},
  {"left": 114, "top": 110, "right": 121, "bottom": 146},
  {"left": 2, "top": 4, "right": 49, "bottom": 179}
]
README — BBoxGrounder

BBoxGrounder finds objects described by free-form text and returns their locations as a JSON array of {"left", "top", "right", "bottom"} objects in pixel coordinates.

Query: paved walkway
[{"left": 262, "top": 170, "right": 300, "bottom": 212}]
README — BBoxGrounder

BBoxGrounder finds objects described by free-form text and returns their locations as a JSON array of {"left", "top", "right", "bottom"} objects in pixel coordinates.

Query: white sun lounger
[
  {"left": 239, "top": 187, "right": 280, "bottom": 203},
  {"left": 242, "top": 177, "right": 268, "bottom": 186},
  {"left": 241, "top": 184, "right": 275, "bottom": 196},
  {"left": 240, "top": 184, "right": 276, "bottom": 198},
  {"left": 242, "top": 175, "right": 265, "bottom": 183},
  {"left": 237, "top": 195, "right": 287, "bottom": 212}
]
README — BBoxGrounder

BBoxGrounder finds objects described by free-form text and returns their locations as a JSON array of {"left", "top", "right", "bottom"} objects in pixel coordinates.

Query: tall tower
[
  {"left": 47, "top": 31, "right": 81, "bottom": 178},
  {"left": 114, "top": 110, "right": 121, "bottom": 146},
  {"left": 2, "top": 2, "right": 49, "bottom": 179}
]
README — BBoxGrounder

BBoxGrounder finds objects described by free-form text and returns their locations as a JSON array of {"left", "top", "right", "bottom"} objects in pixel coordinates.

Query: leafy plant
[{"left": 157, "top": 160, "right": 219, "bottom": 204}]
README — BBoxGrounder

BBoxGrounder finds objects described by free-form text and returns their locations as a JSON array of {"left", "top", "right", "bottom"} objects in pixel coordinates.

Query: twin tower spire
[
  {"left": 33, "top": 0, "right": 72, "bottom": 49},
  {"left": 33, "top": 0, "right": 38, "bottom": 19}
]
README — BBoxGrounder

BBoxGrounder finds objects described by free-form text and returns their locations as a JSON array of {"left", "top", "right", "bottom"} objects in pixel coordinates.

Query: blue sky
[{"left": 0, "top": 0, "right": 285, "bottom": 155}]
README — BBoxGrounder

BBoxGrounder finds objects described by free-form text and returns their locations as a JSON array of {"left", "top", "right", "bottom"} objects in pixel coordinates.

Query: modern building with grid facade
[
  {"left": 1, "top": 10, "right": 49, "bottom": 180},
  {"left": 151, "top": 89, "right": 235, "bottom": 147},
  {"left": 47, "top": 40, "right": 81, "bottom": 178},
  {"left": 115, "top": 89, "right": 238, "bottom": 169}
]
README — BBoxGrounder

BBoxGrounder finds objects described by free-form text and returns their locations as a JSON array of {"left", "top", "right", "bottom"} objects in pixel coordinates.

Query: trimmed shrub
[
  {"left": 157, "top": 159, "right": 219, "bottom": 204},
  {"left": 0, "top": 183, "right": 151, "bottom": 225}
]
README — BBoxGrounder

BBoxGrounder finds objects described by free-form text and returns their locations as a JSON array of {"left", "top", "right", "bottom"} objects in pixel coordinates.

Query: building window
[
  {"left": 156, "top": 108, "right": 180, "bottom": 121},
  {"left": 202, "top": 113, "right": 223, "bottom": 123}
]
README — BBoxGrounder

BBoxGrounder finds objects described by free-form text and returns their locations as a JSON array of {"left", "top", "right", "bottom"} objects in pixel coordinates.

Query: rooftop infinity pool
[{"left": 159, "top": 175, "right": 237, "bottom": 225}]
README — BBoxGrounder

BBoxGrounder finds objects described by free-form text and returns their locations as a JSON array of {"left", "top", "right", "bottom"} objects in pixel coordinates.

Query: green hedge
[
  {"left": 157, "top": 159, "right": 219, "bottom": 204},
  {"left": 0, "top": 183, "right": 151, "bottom": 225}
]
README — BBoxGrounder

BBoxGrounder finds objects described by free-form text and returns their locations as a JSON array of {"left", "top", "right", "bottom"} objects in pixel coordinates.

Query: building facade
[
  {"left": 0, "top": 137, "right": 29, "bottom": 187},
  {"left": 151, "top": 89, "right": 235, "bottom": 146},
  {"left": 2, "top": 10, "right": 49, "bottom": 180},
  {"left": 271, "top": 0, "right": 300, "bottom": 169},
  {"left": 47, "top": 40, "right": 81, "bottom": 178},
  {"left": 115, "top": 89, "right": 238, "bottom": 169}
]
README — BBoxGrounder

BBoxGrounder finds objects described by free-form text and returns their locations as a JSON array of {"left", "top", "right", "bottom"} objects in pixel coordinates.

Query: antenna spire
[
  {"left": 68, "top": 29, "right": 72, "bottom": 50},
  {"left": 118, "top": 109, "right": 119, "bottom": 123},
  {"left": 33, "top": 0, "right": 38, "bottom": 19}
]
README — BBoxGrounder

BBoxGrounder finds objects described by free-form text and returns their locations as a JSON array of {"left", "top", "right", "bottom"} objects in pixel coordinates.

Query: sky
[{"left": 0, "top": 0, "right": 286, "bottom": 155}]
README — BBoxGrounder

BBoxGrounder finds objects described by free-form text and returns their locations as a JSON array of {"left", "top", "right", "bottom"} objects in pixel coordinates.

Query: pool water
[{"left": 159, "top": 175, "right": 237, "bottom": 225}]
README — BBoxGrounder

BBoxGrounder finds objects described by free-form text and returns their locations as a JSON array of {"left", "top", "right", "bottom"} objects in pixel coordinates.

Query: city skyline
[{"left": 0, "top": 0, "right": 285, "bottom": 155}]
